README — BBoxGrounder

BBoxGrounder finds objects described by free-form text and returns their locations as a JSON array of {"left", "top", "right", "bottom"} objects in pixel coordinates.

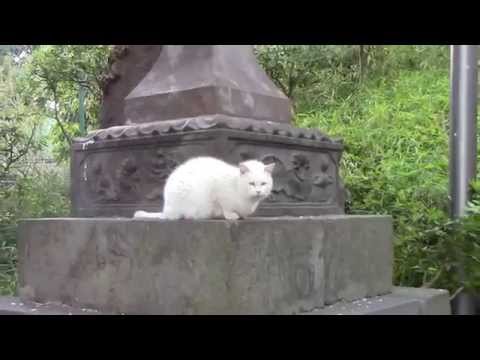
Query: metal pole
[
  {"left": 78, "top": 82, "right": 86, "bottom": 136},
  {"left": 450, "top": 45, "right": 478, "bottom": 218},
  {"left": 449, "top": 45, "right": 478, "bottom": 314}
]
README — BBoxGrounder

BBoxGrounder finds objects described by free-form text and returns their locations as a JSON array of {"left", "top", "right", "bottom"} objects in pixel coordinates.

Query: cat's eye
[
  {"left": 261, "top": 182, "right": 267, "bottom": 186},
  {"left": 249, "top": 182, "right": 255, "bottom": 186}
]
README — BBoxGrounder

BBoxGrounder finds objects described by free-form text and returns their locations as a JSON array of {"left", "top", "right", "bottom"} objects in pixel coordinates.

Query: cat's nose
[{"left": 256, "top": 190, "right": 261, "bottom": 195}]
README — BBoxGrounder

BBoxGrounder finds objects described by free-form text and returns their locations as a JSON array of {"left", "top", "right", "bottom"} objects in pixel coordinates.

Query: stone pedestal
[
  {"left": 17, "top": 216, "right": 392, "bottom": 315},
  {"left": 71, "top": 45, "right": 347, "bottom": 218},
  {"left": 72, "top": 116, "right": 345, "bottom": 217}
]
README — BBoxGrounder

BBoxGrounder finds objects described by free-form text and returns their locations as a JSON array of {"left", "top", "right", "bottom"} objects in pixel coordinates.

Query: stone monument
[
  {"left": 1, "top": 45, "right": 450, "bottom": 315},
  {"left": 71, "top": 45, "right": 346, "bottom": 217}
]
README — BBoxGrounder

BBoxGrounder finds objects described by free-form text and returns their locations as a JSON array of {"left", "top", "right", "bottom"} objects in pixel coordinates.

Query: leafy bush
[
  {"left": 293, "top": 45, "right": 480, "bottom": 294},
  {"left": 0, "top": 45, "right": 109, "bottom": 295},
  {"left": 255, "top": 45, "right": 364, "bottom": 112},
  {"left": 19, "top": 45, "right": 112, "bottom": 161},
  {"left": 0, "top": 165, "right": 70, "bottom": 295}
]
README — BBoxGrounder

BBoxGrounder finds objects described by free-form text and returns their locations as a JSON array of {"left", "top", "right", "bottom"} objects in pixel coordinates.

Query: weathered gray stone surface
[
  {"left": 17, "top": 215, "right": 392, "bottom": 315},
  {"left": 2, "top": 287, "right": 449, "bottom": 315},
  {"left": 0, "top": 296, "right": 102, "bottom": 315},
  {"left": 391, "top": 287, "right": 451, "bottom": 315},
  {"left": 323, "top": 216, "right": 393, "bottom": 304},
  {"left": 302, "top": 287, "right": 451, "bottom": 315},
  {"left": 123, "top": 46, "right": 293, "bottom": 124},
  {"left": 100, "top": 45, "right": 163, "bottom": 129}
]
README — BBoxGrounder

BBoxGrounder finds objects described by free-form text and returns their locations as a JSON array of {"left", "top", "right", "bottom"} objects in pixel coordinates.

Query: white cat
[{"left": 134, "top": 157, "right": 275, "bottom": 220}]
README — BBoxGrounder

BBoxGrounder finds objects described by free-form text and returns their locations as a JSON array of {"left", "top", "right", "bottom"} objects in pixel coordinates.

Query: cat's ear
[
  {"left": 239, "top": 163, "right": 250, "bottom": 175},
  {"left": 264, "top": 163, "right": 275, "bottom": 174}
]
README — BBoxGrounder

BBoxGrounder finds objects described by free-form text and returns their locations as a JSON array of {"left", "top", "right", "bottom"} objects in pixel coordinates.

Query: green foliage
[
  {"left": 20, "top": 45, "right": 112, "bottom": 161},
  {"left": 0, "top": 56, "right": 44, "bottom": 177},
  {"left": 407, "top": 183, "right": 480, "bottom": 294},
  {"left": 256, "top": 45, "right": 353, "bottom": 110},
  {"left": 0, "top": 238, "right": 16, "bottom": 295},
  {"left": 0, "top": 165, "right": 70, "bottom": 295},
  {"left": 256, "top": 45, "right": 450, "bottom": 115},
  {"left": 0, "top": 49, "right": 72, "bottom": 295},
  {"left": 457, "top": 186, "right": 480, "bottom": 290},
  {"left": 0, "top": 46, "right": 112, "bottom": 295},
  {"left": 255, "top": 45, "right": 392, "bottom": 112},
  {"left": 293, "top": 45, "right": 480, "bottom": 294}
]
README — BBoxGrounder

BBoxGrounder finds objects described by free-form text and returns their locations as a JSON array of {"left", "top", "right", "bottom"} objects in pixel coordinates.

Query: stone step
[
  {"left": 17, "top": 215, "right": 393, "bottom": 315},
  {"left": 0, "top": 296, "right": 102, "bottom": 315},
  {"left": 301, "top": 287, "right": 451, "bottom": 315},
  {"left": 0, "top": 287, "right": 450, "bottom": 315}
]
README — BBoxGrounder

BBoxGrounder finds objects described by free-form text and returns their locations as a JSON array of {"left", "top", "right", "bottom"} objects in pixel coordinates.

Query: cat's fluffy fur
[{"left": 134, "top": 157, "right": 274, "bottom": 220}]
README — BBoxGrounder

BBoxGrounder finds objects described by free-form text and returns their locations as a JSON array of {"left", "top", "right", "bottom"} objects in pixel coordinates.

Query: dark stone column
[
  {"left": 124, "top": 45, "right": 293, "bottom": 124},
  {"left": 99, "top": 45, "right": 163, "bottom": 128}
]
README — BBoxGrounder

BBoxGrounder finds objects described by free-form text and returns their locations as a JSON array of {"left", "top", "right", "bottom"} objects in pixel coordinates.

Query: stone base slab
[
  {"left": 17, "top": 215, "right": 392, "bottom": 315},
  {"left": 302, "top": 287, "right": 451, "bottom": 315},
  {"left": 0, "top": 287, "right": 449, "bottom": 315},
  {"left": 0, "top": 296, "right": 102, "bottom": 315}
]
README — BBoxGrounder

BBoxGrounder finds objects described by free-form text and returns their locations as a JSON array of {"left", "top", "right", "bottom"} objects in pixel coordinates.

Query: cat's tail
[{"left": 133, "top": 210, "right": 166, "bottom": 219}]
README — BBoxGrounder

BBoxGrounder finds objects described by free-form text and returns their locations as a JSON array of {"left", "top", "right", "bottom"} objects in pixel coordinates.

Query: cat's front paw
[{"left": 223, "top": 211, "right": 240, "bottom": 221}]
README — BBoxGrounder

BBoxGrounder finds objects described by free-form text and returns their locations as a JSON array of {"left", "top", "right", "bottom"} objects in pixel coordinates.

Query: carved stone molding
[{"left": 72, "top": 122, "right": 346, "bottom": 217}]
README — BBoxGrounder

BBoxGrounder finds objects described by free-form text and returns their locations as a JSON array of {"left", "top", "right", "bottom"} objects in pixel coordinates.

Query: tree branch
[
  {"left": 421, "top": 268, "right": 443, "bottom": 288},
  {"left": 265, "top": 67, "right": 289, "bottom": 97},
  {"left": 49, "top": 84, "right": 72, "bottom": 145},
  {"left": 7, "top": 125, "right": 37, "bottom": 168},
  {"left": 359, "top": 45, "right": 365, "bottom": 82},
  {"left": 286, "top": 61, "right": 297, "bottom": 99},
  {"left": 1, "top": 124, "right": 37, "bottom": 174}
]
